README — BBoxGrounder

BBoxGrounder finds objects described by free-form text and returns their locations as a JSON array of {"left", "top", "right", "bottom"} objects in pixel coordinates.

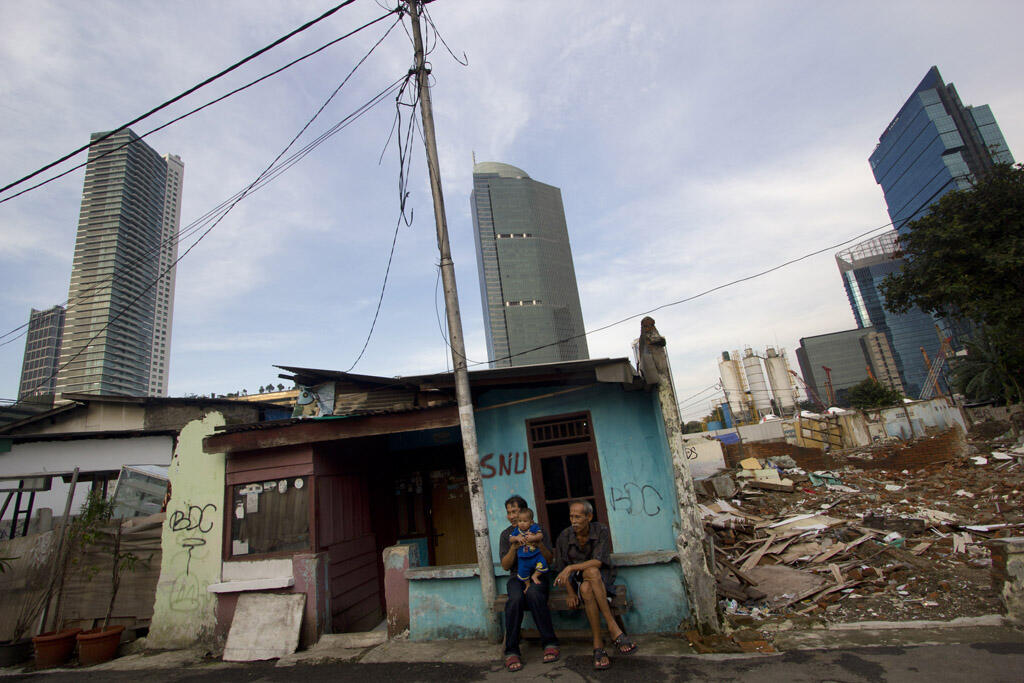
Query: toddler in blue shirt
[{"left": 509, "top": 507, "right": 547, "bottom": 590}]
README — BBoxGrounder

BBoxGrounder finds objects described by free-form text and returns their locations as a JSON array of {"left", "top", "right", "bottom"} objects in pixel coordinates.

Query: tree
[
  {"left": 682, "top": 420, "right": 705, "bottom": 434},
  {"left": 847, "top": 378, "right": 903, "bottom": 410},
  {"left": 950, "top": 336, "right": 1023, "bottom": 405},
  {"left": 879, "top": 163, "right": 1024, "bottom": 403}
]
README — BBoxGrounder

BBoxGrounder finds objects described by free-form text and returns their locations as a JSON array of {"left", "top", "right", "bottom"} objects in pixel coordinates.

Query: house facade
[{"left": 152, "top": 353, "right": 711, "bottom": 647}]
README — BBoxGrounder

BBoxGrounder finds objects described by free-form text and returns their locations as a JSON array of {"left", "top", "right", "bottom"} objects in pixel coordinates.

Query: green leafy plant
[{"left": 847, "top": 378, "right": 904, "bottom": 411}]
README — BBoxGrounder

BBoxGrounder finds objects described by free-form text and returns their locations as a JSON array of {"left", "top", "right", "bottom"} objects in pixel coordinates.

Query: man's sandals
[
  {"left": 613, "top": 632, "right": 639, "bottom": 655},
  {"left": 504, "top": 654, "right": 522, "bottom": 672},
  {"left": 542, "top": 646, "right": 560, "bottom": 663},
  {"left": 593, "top": 634, "right": 638, "bottom": 670}
]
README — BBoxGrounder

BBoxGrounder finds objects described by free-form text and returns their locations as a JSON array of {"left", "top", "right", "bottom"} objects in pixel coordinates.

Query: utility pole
[{"left": 407, "top": 1, "right": 497, "bottom": 637}]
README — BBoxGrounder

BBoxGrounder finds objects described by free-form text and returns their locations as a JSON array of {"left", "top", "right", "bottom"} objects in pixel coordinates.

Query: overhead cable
[{"left": 0, "top": 0, "right": 367, "bottom": 199}]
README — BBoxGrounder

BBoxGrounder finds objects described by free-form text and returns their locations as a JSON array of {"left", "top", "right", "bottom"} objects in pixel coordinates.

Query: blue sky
[{"left": 1, "top": 1, "right": 1022, "bottom": 421}]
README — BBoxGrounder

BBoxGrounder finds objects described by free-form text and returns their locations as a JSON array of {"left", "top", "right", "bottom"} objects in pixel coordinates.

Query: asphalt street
[{"left": 5, "top": 642, "right": 1024, "bottom": 682}]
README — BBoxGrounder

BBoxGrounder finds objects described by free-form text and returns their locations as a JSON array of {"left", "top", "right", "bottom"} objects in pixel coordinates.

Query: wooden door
[{"left": 430, "top": 474, "right": 476, "bottom": 565}]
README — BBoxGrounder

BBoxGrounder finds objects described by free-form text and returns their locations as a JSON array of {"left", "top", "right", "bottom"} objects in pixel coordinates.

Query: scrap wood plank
[
  {"left": 828, "top": 563, "right": 844, "bottom": 585},
  {"left": 714, "top": 548, "right": 759, "bottom": 586},
  {"left": 810, "top": 542, "right": 847, "bottom": 564},
  {"left": 910, "top": 541, "right": 933, "bottom": 556},
  {"left": 741, "top": 534, "right": 777, "bottom": 572}
]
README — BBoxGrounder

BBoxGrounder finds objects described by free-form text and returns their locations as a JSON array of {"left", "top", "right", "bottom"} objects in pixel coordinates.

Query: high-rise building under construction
[
  {"left": 470, "top": 162, "right": 588, "bottom": 367},
  {"left": 55, "top": 129, "right": 183, "bottom": 397}
]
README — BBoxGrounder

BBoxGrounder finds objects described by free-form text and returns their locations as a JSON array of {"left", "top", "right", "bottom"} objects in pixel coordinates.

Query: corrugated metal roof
[
  {"left": 275, "top": 357, "right": 635, "bottom": 391},
  {"left": 212, "top": 401, "right": 457, "bottom": 435}
]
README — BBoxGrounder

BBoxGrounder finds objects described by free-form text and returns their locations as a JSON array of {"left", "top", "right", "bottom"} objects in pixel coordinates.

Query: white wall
[{"left": 0, "top": 436, "right": 174, "bottom": 521}]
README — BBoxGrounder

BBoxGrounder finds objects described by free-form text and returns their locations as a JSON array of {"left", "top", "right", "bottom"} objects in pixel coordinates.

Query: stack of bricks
[{"left": 985, "top": 538, "right": 1024, "bottom": 625}]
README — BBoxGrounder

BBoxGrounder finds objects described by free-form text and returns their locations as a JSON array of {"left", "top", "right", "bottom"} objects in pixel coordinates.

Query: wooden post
[{"left": 638, "top": 317, "right": 720, "bottom": 633}]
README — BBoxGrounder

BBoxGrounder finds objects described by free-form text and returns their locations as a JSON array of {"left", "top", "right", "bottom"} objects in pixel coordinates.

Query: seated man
[
  {"left": 553, "top": 499, "right": 638, "bottom": 670},
  {"left": 499, "top": 495, "right": 559, "bottom": 672}
]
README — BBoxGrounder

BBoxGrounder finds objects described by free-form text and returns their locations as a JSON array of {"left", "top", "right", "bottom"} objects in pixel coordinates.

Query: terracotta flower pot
[
  {"left": 31, "top": 628, "right": 81, "bottom": 669},
  {"left": 76, "top": 625, "right": 125, "bottom": 666},
  {"left": 0, "top": 638, "right": 34, "bottom": 667}
]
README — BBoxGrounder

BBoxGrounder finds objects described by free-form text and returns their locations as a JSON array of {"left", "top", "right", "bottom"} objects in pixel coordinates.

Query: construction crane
[
  {"left": 920, "top": 336, "right": 955, "bottom": 400},
  {"left": 789, "top": 370, "right": 827, "bottom": 412}
]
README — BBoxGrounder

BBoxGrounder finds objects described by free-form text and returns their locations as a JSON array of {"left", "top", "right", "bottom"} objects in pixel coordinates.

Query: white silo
[
  {"left": 742, "top": 348, "right": 773, "bottom": 415},
  {"left": 718, "top": 351, "right": 748, "bottom": 418},
  {"left": 765, "top": 347, "right": 798, "bottom": 414}
]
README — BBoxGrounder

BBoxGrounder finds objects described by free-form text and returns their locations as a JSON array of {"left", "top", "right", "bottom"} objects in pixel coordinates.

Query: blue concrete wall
[
  {"left": 409, "top": 576, "right": 491, "bottom": 640},
  {"left": 474, "top": 383, "right": 679, "bottom": 560},
  {"left": 411, "top": 561, "right": 690, "bottom": 639}
]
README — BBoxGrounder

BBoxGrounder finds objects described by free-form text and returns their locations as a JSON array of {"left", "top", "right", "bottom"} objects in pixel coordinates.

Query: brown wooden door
[{"left": 430, "top": 475, "right": 476, "bottom": 565}]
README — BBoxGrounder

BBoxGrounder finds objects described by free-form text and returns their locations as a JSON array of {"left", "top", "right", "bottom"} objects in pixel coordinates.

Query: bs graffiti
[
  {"left": 480, "top": 452, "right": 528, "bottom": 479},
  {"left": 609, "top": 482, "right": 663, "bottom": 517}
]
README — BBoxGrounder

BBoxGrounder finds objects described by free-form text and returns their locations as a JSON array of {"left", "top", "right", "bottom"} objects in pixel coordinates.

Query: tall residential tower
[
  {"left": 55, "top": 129, "right": 183, "bottom": 397},
  {"left": 470, "top": 162, "right": 588, "bottom": 367},
  {"left": 17, "top": 305, "right": 65, "bottom": 401}
]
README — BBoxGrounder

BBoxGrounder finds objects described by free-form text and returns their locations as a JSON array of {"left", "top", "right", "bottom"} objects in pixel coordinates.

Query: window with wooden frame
[
  {"left": 229, "top": 476, "right": 311, "bottom": 557},
  {"left": 526, "top": 411, "right": 608, "bottom": 541}
]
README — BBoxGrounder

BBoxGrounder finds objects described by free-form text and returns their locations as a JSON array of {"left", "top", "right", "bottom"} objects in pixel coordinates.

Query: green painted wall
[{"left": 147, "top": 412, "right": 225, "bottom": 648}]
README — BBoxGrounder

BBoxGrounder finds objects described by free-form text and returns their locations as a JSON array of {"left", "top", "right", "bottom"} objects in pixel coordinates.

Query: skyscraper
[
  {"left": 470, "top": 162, "right": 588, "bottom": 367},
  {"left": 17, "top": 305, "right": 65, "bottom": 401},
  {"left": 840, "top": 67, "right": 1015, "bottom": 398},
  {"left": 837, "top": 232, "right": 939, "bottom": 398},
  {"left": 870, "top": 66, "right": 1013, "bottom": 232},
  {"left": 796, "top": 326, "right": 903, "bottom": 408},
  {"left": 55, "top": 129, "right": 183, "bottom": 397}
]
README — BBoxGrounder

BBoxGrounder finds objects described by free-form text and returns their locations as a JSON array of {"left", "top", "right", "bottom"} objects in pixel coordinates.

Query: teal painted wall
[
  {"left": 411, "top": 562, "right": 689, "bottom": 639},
  {"left": 474, "top": 383, "right": 678, "bottom": 559},
  {"left": 409, "top": 576, "right": 491, "bottom": 640}
]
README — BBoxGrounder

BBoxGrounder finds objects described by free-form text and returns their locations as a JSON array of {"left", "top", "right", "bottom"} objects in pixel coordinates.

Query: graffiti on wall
[
  {"left": 608, "top": 482, "right": 663, "bottom": 517},
  {"left": 166, "top": 501, "right": 218, "bottom": 612},
  {"left": 480, "top": 452, "right": 528, "bottom": 479}
]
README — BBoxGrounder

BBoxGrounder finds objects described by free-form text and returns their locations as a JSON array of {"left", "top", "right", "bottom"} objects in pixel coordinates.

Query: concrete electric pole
[{"left": 407, "top": 1, "right": 497, "bottom": 637}]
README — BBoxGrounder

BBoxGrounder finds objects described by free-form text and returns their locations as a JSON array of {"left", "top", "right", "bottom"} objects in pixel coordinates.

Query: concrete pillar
[
  {"left": 638, "top": 317, "right": 720, "bottom": 634},
  {"left": 383, "top": 543, "right": 421, "bottom": 637},
  {"left": 986, "top": 537, "right": 1024, "bottom": 625},
  {"left": 292, "top": 552, "right": 330, "bottom": 648}
]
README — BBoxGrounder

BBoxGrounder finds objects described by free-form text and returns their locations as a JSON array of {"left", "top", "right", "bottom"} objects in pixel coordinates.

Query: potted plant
[
  {"left": 72, "top": 492, "right": 141, "bottom": 666},
  {"left": 29, "top": 491, "right": 115, "bottom": 669},
  {"left": 0, "top": 554, "right": 37, "bottom": 667}
]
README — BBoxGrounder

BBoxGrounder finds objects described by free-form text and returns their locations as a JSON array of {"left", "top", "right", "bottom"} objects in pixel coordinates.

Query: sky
[{"left": 1, "top": 1, "right": 1022, "bottom": 422}]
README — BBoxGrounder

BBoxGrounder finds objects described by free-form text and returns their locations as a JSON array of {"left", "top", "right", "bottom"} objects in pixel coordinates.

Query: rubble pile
[{"left": 699, "top": 424, "right": 1024, "bottom": 625}]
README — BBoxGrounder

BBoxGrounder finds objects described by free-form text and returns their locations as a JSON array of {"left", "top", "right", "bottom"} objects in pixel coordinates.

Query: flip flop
[
  {"left": 612, "top": 632, "right": 638, "bottom": 655},
  {"left": 593, "top": 647, "right": 611, "bottom": 670},
  {"left": 504, "top": 654, "right": 522, "bottom": 672}
]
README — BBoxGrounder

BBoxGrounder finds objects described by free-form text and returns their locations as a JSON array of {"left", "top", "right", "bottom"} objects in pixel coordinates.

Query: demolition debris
[{"left": 698, "top": 423, "right": 1024, "bottom": 626}]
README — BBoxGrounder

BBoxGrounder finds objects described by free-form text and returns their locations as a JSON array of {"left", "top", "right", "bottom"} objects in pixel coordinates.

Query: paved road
[{"left": 6, "top": 642, "right": 1024, "bottom": 682}]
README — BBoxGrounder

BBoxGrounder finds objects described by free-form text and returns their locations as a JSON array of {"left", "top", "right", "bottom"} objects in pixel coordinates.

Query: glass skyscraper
[
  {"left": 470, "top": 162, "right": 588, "bottom": 367},
  {"left": 838, "top": 67, "right": 1014, "bottom": 398},
  {"left": 55, "top": 129, "right": 183, "bottom": 397},
  {"left": 869, "top": 66, "right": 1013, "bottom": 232}
]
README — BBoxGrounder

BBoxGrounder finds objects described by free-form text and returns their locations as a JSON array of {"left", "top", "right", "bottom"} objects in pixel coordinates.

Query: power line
[
  {"left": 0, "top": 5, "right": 402, "bottom": 205},
  {"left": 0, "top": 0, "right": 366, "bottom": 200},
  {"left": 17, "top": 32, "right": 409, "bottom": 399},
  {"left": 0, "top": 14, "right": 407, "bottom": 354},
  {"left": 474, "top": 221, "right": 899, "bottom": 369}
]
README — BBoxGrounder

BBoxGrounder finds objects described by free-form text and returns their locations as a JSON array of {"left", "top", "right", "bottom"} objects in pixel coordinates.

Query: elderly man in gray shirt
[{"left": 552, "top": 499, "right": 638, "bottom": 670}]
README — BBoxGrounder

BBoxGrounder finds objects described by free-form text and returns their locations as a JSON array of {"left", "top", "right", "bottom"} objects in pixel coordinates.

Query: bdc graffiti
[
  {"left": 167, "top": 501, "right": 217, "bottom": 612},
  {"left": 609, "top": 482, "right": 663, "bottom": 517}
]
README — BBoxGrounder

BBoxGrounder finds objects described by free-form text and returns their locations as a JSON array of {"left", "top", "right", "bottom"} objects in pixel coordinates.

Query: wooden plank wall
[
  {"left": 225, "top": 445, "right": 314, "bottom": 485},
  {"left": 317, "top": 474, "right": 381, "bottom": 632}
]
